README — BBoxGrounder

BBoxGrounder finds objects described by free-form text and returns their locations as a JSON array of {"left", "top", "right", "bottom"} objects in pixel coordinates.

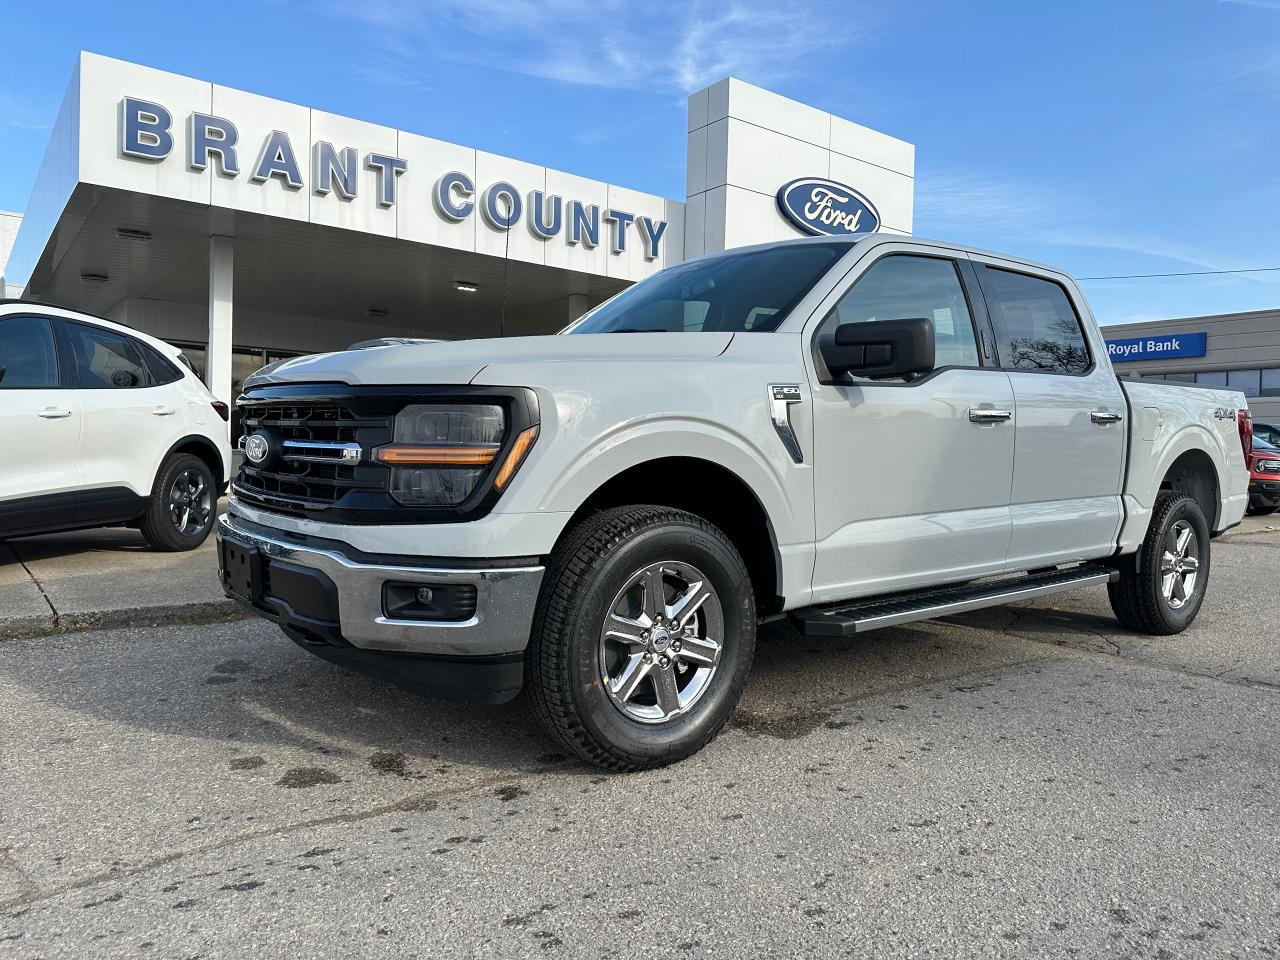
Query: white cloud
[
  {"left": 328, "top": 0, "right": 874, "bottom": 94},
  {"left": 1219, "top": 0, "right": 1280, "bottom": 9},
  {"left": 0, "top": 92, "right": 50, "bottom": 134}
]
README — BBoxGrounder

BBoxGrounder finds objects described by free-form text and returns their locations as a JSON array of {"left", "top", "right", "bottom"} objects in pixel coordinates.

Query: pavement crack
[
  {"left": 0, "top": 771, "right": 532, "bottom": 914},
  {"left": 8, "top": 544, "right": 59, "bottom": 628}
]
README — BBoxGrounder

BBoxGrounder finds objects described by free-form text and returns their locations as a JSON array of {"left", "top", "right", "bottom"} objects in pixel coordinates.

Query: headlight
[{"left": 374, "top": 403, "right": 537, "bottom": 507}]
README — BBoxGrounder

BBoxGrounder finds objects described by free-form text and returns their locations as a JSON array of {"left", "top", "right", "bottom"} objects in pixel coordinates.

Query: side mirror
[{"left": 818, "top": 317, "right": 935, "bottom": 382}]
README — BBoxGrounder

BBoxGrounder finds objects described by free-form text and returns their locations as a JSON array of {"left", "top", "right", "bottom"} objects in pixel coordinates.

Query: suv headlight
[{"left": 374, "top": 403, "right": 537, "bottom": 507}]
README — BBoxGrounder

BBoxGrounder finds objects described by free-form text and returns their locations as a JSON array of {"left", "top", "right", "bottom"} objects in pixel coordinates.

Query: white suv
[{"left": 0, "top": 302, "right": 232, "bottom": 550}]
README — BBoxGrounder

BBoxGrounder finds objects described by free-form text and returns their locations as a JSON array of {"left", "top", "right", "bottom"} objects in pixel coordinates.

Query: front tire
[
  {"left": 140, "top": 453, "right": 217, "bottom": 551},
  {"left": 526, "top": 505, "right": 756, "bottom": 771},
  {"left": 1247, "top": 499, "right": 1278, "bottom": 516},
  {"left": 1108, "top": 491, "right": 1210, "bottom": 635}
]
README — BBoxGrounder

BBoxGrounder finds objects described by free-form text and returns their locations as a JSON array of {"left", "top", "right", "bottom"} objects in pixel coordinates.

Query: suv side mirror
[{"left": 818, "top": 317, "right": 935, "bottom": 382}]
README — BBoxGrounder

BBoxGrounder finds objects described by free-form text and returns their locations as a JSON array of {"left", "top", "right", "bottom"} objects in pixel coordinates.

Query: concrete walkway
[
  {"left": 0, "top": 501, "right": 241, "bottom": 639},
  {"left": 1, "top": 506, "right": 1277, "bottom": 641}
]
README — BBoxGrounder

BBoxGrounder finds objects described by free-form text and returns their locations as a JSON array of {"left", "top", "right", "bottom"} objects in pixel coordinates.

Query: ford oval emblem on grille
[
  {"left": 777, "top": 177, "right": 880, "bottom": 237},
  {"left": 244, "top": 433, "right": 270, "bottom": 464}
]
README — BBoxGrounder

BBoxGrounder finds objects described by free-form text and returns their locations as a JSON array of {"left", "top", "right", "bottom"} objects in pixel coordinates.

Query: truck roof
[{"left": 685, "top": 233, "right": 1074, "bottom": 282}]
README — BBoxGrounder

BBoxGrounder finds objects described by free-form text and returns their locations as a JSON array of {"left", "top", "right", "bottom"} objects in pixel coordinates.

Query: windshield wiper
[{"left": 607, "top": 327, "right": 669, "bottom": 334}]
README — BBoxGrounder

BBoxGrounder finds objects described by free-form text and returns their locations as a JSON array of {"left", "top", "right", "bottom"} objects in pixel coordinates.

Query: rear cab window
[{"left": 978, "top": 266, "right": 1092, "bottom": 374}]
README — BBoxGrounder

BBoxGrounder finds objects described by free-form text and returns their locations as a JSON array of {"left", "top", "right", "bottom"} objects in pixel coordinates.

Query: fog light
[{"left": 382, "top": 582, "right": 477, "bottom": 621}]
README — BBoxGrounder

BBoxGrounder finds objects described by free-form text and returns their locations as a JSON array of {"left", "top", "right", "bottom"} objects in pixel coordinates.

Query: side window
[
  {"left": 141, "top": 344, "right": 183, "bottom": 386},
  {"left": 0, "top": 316, "right": 59, "bottom": 389},
  {"left": 829, "top": 255, "right": 981, "bottom": 371},
  {"left": 62, "top": 322, "right": 150, "bottom": 389},
  {"left": 980, "top": 266, "right": 1091, "bottom": 374}
]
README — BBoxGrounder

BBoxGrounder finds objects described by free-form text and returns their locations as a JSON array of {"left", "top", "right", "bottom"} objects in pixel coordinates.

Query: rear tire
[
  {"left": 526, "top": 505, "right": 756, "bottom": 771},
  {"left": 1108, "top": 491, "right": 1210, "bottom": 635},
  {"left": 140, "top": 453, "right": 217, "bottom": 552}
]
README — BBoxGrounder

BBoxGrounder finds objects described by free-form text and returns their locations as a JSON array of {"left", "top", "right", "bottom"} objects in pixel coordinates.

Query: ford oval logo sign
[{"left": 777, "top": 178, "right": 880, "bottom": 237}]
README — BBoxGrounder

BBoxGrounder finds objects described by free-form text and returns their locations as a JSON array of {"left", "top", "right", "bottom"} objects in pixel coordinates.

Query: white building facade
[{"left": 5, "top": 53, "right": 915, "bottom": 409}]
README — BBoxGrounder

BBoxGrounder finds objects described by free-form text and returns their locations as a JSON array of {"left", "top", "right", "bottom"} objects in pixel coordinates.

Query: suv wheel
[
  {"left": 1108, "top": 491, "right": 1210, "bottom": 635},
  {"left": 140, "top": 453, "right": 216, "bottom": 551},
  {"left": 527, "top": 505, "right": 756, "bottom": 771}
]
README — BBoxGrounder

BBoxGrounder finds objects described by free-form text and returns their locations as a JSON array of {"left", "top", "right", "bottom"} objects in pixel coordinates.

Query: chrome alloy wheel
[
  {"left": 1160, "top": 519, "right": 1201, "bottom": 610},
  {"left": 169, "top": 468, "right": 212, "bottom": 536},
  {"left": 598, "top": 561, "right": 724, "bottom": 724}
]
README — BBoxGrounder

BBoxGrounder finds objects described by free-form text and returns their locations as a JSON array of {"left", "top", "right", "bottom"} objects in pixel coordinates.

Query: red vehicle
[{"left": 1248, "top": 436, "right": 1280, "bottom": 516}]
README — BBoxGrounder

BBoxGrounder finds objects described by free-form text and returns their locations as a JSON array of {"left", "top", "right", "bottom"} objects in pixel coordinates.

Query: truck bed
[{"left": 1115, "top": 378, "right": 1251, "bottom": 550}]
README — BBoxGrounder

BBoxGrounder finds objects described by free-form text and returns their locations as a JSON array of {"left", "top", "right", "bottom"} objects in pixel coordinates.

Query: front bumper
[
  {"left": 215, "top": 511, "right": 545, "bottom": 701},
  {"left": 1250, "top": 479, "right": 1280, "bottom": 506}
]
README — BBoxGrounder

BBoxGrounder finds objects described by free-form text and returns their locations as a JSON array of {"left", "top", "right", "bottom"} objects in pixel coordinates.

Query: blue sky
[{"left": 1, "top": 0, "right": 1278, "bottom": 325}]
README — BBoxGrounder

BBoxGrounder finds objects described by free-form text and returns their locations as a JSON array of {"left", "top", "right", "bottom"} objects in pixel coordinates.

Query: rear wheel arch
[
  {"left": 160, "top": 435, "right": 226, "bottom": 495},
  {"left": 1159, "top": 448, "right": 1221, "bottom": 532}
]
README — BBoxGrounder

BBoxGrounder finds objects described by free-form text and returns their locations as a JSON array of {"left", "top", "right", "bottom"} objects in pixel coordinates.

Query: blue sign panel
[
  {"left": 777, "top": 178, "right": 880, "bottom": 237},
  {"left": 1105, "top": 332, "right": 1207, "bottom": 362}
]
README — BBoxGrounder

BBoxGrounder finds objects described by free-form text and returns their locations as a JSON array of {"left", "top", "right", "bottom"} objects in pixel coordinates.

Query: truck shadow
[{"left": 0, "top": 598, "right": 1127, "bottom": 783}]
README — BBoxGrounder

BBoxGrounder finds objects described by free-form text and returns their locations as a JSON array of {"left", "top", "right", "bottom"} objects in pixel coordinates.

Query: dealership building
[
  {"left": 5, "top": 53, "right": 1279, "bottom": 428},
  {"left": 1, "top": 52, "right": 914, "bottom": 410}
]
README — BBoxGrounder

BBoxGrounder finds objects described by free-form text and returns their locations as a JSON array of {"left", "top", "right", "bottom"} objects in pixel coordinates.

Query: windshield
[
  {"left": 564, "top": 242, "right": 849, "bottom": 334},
  {"left": 1254, "top": 436, "right": 1278, "bottom": 451}
]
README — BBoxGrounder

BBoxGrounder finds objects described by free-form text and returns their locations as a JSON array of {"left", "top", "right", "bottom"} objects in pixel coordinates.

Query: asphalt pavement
[{"left": 0, "top": 523, "right": 1277, "bottom": 957}]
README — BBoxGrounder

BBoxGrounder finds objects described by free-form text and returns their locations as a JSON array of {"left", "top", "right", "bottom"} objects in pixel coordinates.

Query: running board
[{"left": 791, "top": 565, "right": 1119, "bottom": 637}]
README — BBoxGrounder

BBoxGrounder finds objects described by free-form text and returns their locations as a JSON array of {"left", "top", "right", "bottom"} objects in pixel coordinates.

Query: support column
[
  {"left": 567, "top": 293, "right": 590, "bottom": 323},
  {"left": 206, "top": 235, "right": 234, "bottom": 412}
]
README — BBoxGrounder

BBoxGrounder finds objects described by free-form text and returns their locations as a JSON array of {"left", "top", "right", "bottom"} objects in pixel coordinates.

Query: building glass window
[
  {"left": 1260, "top": 369, "right": 1280, "bottom": 397},
  {"left": 1162, "top": 372, "right": 1196, "bottom": 382},
  {"left": 979, "top": 266, "right": 1090, "bottom": 374},
  {"left": 831, "top": 255, "right": 981, "bottom": 371},
  {"left": 0, "top": 316, "right": 58, "bottom": 388},
  {"left": 1196, "top": 370, "right": 1228, "bottom": 387},
  {"left": 1227, "top": 369, "right": 1261, "bottom": 397}
]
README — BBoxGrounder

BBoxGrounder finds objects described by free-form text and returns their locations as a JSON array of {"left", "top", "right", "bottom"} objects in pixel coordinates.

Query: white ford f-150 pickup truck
[{"left": 217, "top": 235, "right": 1251, "bottom": 770}]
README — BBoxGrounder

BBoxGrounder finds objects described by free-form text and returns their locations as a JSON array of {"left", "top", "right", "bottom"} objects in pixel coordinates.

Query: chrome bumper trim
[{"left": 216, "top": 512, "right": 544, "bottom": 657}]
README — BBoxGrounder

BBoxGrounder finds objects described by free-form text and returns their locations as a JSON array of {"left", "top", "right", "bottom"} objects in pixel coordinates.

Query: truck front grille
[{"left": 234, "top": 400, "right": 393, "bottom": 513}]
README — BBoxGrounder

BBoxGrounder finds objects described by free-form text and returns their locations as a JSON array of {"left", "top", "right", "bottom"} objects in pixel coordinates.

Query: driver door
[{"left": 807, "top": 251, "right": 1015, "bottom": 603}]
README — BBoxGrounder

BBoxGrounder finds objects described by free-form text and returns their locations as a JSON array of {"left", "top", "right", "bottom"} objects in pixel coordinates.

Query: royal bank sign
[{"left": 118, "top": 97, "right": 669, "bottom": 260}]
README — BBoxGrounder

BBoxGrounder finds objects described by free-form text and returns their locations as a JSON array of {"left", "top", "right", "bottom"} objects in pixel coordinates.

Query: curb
[{"left": 0, "top": 599, "right": 253, "bottom": 641}]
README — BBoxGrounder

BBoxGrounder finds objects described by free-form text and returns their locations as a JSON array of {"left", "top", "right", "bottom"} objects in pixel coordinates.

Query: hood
[{"left": 243, "top": 332, "right": 735, "bottom": 389}]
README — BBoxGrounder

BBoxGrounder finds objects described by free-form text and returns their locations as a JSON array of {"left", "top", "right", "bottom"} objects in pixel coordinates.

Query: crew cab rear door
[
  {"left": 804, "top": 246, "right": 1016, "bottom": 603},
  {"left": 968, "top": 257, "right": 1126, "bottom": 569}
]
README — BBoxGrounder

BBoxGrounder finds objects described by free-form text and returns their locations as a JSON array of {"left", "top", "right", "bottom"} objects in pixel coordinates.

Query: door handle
[
  {"left": 151, "top": 405, "right": 177, "bottom": 416},
  {"left": 1090, "top": 410, "right": 1123, "bottom": 425},
  {"left": 37, "top": 407, "right": 73, "bottom": 419},
  {"left": 968, "top": 407, "right": 1013, "bottom": 423}
]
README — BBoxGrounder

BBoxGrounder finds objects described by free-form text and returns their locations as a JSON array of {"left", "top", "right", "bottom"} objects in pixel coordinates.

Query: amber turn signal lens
[
  {"left": 494, "top": 425, "right": 539, "bottom": 490},
  {"left": 375, "top": 444, "right": 500, "bottom": 466}
]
